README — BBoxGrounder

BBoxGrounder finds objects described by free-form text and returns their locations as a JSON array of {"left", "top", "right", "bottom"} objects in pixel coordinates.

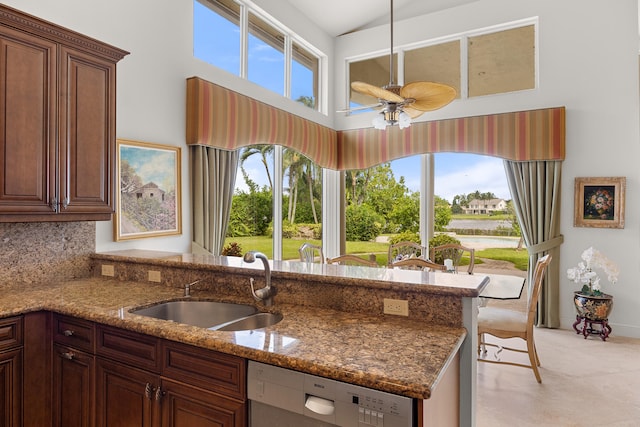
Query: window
[
  {"left": 194, "top": 0, "right": 323, "bottom": 111},
  {"left": 468, "top": 24, "right": 535, "bottom": 97},
  {"left": 193, "top": 0, "right": 240, "bottom": 75},
  {"left": 346, "top": 19, "right": 537, "bottom": 109}
]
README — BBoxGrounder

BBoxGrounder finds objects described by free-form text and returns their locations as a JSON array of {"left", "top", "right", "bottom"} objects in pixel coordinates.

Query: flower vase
[{"left": 573, "top": 291, "right": 614, "bottom": 321}]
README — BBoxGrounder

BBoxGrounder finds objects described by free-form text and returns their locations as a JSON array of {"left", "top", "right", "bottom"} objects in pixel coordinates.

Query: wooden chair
[
  {"left": 298, "top": 243, "right": 324, "bottom": 263},
  {"left": 326, "top": 254, "right": 378, "bottom": 267},
  {"left": 430, "top": 243, "right": 476, "bottom": 274},
  {"left": 389, "top": 258, "right": 446, "bottom": 271},
  {"left": 387, "top": 241, "right": 428, "bottom": 266},
  {"left": 477, "top": 254, "right": 552, "bottom": 383}
]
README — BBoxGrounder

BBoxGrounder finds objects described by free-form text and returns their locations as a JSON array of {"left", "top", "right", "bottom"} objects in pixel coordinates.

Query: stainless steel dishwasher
[{"left": 248, "top": 361, "right": 414, "bottom": 427}]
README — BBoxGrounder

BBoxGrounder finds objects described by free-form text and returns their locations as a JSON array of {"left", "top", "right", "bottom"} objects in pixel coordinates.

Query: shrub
[
  {"left": 428, "top": 234, "right": 462, "bottom": 264},
  {"left": 389, "top": 231, "right": 420, "bottom": 245},
  {"left": 345, "top": 204, "right": 383, "bottom": 241},
  {"left": 221, "top": 242, "right": 243, "bottom": 257}
]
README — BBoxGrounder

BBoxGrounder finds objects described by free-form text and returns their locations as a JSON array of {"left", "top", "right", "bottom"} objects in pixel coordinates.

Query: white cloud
[{"left": 435, "top": 158, "right": 511, "bottom": 202}]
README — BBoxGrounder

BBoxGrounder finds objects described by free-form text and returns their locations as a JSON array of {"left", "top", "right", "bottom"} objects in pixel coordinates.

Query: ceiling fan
[{"left": 343, "top": 0, "right": 457, "bottom": 129}]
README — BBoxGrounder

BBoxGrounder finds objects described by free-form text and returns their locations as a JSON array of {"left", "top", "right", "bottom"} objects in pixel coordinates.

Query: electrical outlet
[
  {"left": 148, "top": 270, "right": 161, "bottom": 282},
  {"left": 383, "top": 298, "right": 409, "bottom": 316},
  {"left": 101, "top": 264, "right": 115, "bottom": 277}
]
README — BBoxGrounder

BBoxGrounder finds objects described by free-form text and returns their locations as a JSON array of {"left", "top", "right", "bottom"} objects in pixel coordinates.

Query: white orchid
[{"left": 567, "top": 247, "right": 618, "bottom": 296}]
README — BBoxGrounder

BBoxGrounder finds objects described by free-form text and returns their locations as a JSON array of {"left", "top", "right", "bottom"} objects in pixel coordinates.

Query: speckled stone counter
[{"left": 0, "top": 277, "right": 465, "bottom": 399}]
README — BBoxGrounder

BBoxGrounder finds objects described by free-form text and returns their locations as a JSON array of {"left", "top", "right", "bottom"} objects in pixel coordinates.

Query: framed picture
[
  {"left": 114, "top": 139, "right": 182, "bottom": 241},
  {"left": 574, "top": 177, "right": 625, "bottom": 229}
]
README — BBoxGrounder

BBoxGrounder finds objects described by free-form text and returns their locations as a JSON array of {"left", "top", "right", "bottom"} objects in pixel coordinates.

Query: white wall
[
  {"left": 3, "top": 0, "right": 333, "bottom": 254},
  {"left": 335, "top": 0, "right": 640, "bottom": 337}
]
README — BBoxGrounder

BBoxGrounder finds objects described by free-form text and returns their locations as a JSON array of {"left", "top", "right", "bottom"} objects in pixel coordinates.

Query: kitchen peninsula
[{"left": 0, "top": 250, "right": 485, "bottom": 426}]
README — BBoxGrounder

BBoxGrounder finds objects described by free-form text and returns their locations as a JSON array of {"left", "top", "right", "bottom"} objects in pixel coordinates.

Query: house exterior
[
  {"left": 3, "top": 0, "right": 639, "bottom": 340},
  {"left": 464, "top": 198, "right": 507, "bottom": 215},
  {"left": 136, "top": 182, "right": 165, "bottom": 201}
]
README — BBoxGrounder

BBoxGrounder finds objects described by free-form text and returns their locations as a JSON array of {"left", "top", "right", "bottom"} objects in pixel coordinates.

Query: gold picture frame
[
  {"left": 574, "top": 177, "right": 625, "bottom": 229},
  {"left": 114, "top": 139, "right": 182, "bottom": 241}
]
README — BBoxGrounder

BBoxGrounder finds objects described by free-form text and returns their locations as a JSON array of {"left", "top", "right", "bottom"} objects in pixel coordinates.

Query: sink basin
[
  {"left": 130, "top": 300, "right": 258, "bottom": 329},
  {"left": 213, "top": 312, "right": 283, "bottom": 331},
  {"left": 130, "top": 300, "right": 283, "bottom": 331}
]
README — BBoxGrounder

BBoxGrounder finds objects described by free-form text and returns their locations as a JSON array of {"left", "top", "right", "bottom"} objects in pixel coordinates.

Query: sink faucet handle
[
  {"left": 249, "top": 277, "right": 261, "bottom": 302},
  {"left": 184, "top": 279, "right": 202, "bottom": 297}
]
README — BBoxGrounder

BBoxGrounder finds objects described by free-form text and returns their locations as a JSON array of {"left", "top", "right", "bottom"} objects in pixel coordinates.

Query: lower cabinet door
[
  {"left": 0, "top": 348, "right": 22, "bottom": 427},
  {"left": 161, "top": 378, "right": 246, "bottom": 427},
  {"left": 95, "top": 358, "right": 159, "bottom": 427},
  {"left": 52, "top": 344, "right": 94, "bottom": 427}
]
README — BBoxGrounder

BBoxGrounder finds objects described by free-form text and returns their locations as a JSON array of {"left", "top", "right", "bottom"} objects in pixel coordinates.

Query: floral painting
[
  {"left": 114, "top": 139, "right": 182, "bottom": 241},
  {"left": 574, "top": 177, "right": 625, "bottom": 229}
]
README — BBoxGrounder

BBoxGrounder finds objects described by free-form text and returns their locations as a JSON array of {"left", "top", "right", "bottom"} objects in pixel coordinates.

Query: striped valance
[
  {"left": 186, "top": 77, "right": 565, "bottom": 171},
  {"left": 337, "top": 107, "right": 565, "bottom": 170},
  {"left": 186, "top": 77, "right": 339, "bottom": 169}
]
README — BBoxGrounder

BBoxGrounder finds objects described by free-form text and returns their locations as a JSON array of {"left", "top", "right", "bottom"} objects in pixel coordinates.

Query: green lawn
[{"left": 224, "top": 236, "right": 529, "bottom": 270}]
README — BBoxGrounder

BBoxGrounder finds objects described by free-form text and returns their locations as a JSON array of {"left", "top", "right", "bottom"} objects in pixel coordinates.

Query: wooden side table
[{"left": 572, "top": 315, "right": 612, "bottom": 341}]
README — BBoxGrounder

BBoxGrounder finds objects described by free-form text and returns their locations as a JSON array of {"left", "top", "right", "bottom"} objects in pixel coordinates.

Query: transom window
[{"left": 194, "top": 0, "right": 322, "bottom": 111}]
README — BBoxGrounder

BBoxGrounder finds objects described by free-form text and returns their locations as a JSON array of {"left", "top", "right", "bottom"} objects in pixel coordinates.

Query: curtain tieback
[{"left": 527, "top": 235, "right": 564, "bottom": 255}]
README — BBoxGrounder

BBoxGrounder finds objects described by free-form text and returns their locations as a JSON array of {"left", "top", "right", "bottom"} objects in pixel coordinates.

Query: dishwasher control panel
[{"left": 248, "top": 361, "right": 413, "bottom": 427}]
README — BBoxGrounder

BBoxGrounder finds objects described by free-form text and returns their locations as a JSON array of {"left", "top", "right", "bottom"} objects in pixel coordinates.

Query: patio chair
[
  {"left": 387, "top": 241, "right": 428, "bottom": 266},
  {"left": 326, "top": 254, "right": 378, "bottom": 267},
  {"left": 477, "top": 254, "right": 552, "bottom": 383},
  {"left": 389, "top": 258, "right": 446, "bottom": 271},
  {"left": 430, "top": 243, "right": 476, "bottom": 274}
]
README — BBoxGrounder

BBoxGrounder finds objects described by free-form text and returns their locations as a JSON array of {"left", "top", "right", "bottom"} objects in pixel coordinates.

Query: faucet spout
[{"left": 243, "top": 251, "right": 276, "bottom": 306}]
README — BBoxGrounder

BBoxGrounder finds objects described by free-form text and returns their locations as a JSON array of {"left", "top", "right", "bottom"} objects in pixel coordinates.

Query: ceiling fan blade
[
  {"left": 402, "top": 107, "right": 426, "bottom": 119},
  {"left": 351, "top": 81, "right": 404, "bottom": 103},
  {"left": 337, "top": 102, "right": 383, "bottom": 113},
  {"left": 400, "top": 81, "right": 457, "bottom": 111}
]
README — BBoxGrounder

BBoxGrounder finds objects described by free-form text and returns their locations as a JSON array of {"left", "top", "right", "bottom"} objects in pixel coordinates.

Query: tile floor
[{"left": 476, "top": 324, "right": 640, "bottom": 426}]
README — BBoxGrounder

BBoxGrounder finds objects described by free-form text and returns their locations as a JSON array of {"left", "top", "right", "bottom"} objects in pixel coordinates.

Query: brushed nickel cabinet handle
[
  {"left": 155, "top": 387, "right": 164, "bottom": 402},
  {"left": 61, "top": 352, "right": 75, "bottom": 360},
  {"left": 63, "top": 329, "right": 74, "bottom": 336},
  {"left": 144, "top": 383, "right": 153, "bottom": 400}
]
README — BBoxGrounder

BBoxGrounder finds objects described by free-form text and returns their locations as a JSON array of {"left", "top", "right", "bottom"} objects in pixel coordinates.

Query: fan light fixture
[{"left": 346, "top": 0, "right": 457, "bottom": 130}]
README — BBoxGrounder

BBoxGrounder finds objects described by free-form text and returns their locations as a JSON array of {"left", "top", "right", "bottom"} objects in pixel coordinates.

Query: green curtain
[
  {"left": 191, "top": 146, "right": 239, "bottom": 256},
  {"left": 503, "top": 160, "right": 563, "bottom": 327}
]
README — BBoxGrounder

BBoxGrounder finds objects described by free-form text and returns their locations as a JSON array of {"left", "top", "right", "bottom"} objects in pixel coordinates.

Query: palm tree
[{"left": 239, "top": 145, "right": 274, "bottom": 191}]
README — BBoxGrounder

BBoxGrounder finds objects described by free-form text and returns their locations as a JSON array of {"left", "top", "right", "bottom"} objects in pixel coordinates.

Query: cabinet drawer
[
  {"left": 97, "top": 325, "right": 161, "bottom": 373},
  {"left": 0, "top": 316, "right": 23, "bottom": 351},
  {"left": 162, "top": 341, "right": 246, "bottom": 400},
  {"left": 53, "top": 314, "right": 95, "bottom": 353}
]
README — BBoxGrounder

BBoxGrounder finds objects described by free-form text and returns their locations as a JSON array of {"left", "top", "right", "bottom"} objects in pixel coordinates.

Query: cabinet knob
[
  {"left": 63, "top": 329, "right": 75, "bottom": 336},
  {"left": 61, "top": 351, "right": 75, "bottom": 360},
  {"left": 155, "top": 387, "right": 164, "bottom": 402},
  {"left": 50, "top": 197, "right": 59, "bottom": 212}
]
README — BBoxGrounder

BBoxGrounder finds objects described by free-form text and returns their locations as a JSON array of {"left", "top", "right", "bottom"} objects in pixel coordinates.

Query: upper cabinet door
[
  {"left": 58, "top": 45, "right": 116, "bottom": 215},
  {"left": 0, "top": 27, "right": 57, "bottom": 214}
]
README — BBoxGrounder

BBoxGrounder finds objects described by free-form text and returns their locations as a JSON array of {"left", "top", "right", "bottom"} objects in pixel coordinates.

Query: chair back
[
  {"left": 389, "top": 258, "right": 446, "bottom": 271},
  {"left": 430, "top": 243, "right": 475, "bottom": 274},
  {"left": 326, "top": 254, "right": 378, "bottom": 267},
  {"left": 387, "top": 241, "right": 427, "bottom": 266},
  {"left": 526, "top": 254, "right": 552, "bottom": 324},
  {"left": 298, "top": 243, "right": 324, "bottom": 263}
]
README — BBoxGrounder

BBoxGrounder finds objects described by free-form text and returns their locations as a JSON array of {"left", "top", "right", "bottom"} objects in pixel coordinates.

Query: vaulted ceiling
[{"left": 284, "top": 0, "right": 480, "bottom": 37}]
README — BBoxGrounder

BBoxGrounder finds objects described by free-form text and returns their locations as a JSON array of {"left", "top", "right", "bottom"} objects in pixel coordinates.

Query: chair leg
[{"left": 526, "top": 338, "right": 542, "bottom": 383}]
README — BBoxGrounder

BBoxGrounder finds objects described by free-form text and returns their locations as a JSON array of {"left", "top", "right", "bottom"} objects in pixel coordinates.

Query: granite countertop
[{"left": 0, "top": 277, "right": 466, "bottom": 400}]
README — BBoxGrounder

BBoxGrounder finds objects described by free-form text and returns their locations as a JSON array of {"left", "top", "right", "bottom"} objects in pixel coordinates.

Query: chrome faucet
[{"left": 243, "top": 251, "right": 276, "bottom": 306}]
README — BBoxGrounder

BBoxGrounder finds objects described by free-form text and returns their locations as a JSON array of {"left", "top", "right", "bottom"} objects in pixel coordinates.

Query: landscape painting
[{"left": 114, "top": 139, "right": 182, "bottom": 241}]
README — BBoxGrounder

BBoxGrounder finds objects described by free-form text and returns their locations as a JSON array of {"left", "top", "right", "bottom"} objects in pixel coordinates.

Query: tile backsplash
[{"left": 0, "top": 221, "right": 95, "bottom": 285}]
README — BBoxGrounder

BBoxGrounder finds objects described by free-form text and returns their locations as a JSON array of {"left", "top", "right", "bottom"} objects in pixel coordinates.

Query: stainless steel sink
[
  {"left": 213, "top": 312, "right": 283, "bottom": 331},
  {"left": 130, "top": 300, "right": 283, "bottom": 331}
]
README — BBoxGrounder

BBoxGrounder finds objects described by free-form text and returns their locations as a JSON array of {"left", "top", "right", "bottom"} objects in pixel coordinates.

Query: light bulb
[
  {"left": 398, "top": 111, "right": 411, "bottom": 129},
  {"left": 372, "top": 114, "right": 387, "bottom": 130}
]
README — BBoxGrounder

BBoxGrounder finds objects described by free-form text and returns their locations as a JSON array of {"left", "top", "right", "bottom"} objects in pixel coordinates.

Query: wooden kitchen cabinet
[
  {"left": 0, "top": 4, "right": 128, "bottom": 222},
  {"left": 52, "top": 315, "right": 96, "bottom": 427},
  {"left": 94, "top": 324, "right": 247, "bottom": 427},
  {"left": 0, "top": 316, "right": 23, "bottom": 427}
]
